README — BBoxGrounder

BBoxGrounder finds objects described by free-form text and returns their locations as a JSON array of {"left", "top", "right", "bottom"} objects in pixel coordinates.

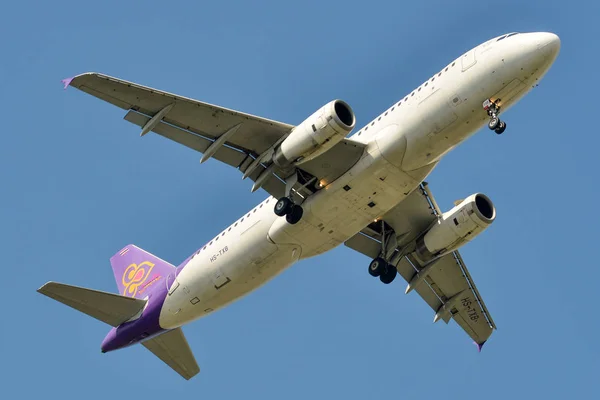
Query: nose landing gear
[{"left": 483, "top": 99, "right": 507, "bottom": 135}]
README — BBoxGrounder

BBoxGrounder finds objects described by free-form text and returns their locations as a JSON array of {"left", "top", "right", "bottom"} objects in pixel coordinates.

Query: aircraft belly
[
  {"left": 269, "top": 146, "right": 424, "bottom": 258},
  {"left": 160, "top": 209, "right": 286, "bottom": 328}
]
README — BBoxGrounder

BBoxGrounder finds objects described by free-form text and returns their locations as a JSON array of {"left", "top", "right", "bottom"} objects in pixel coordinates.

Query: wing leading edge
[{"left": 345, "top": 183, "right": 496, "bottom": 347}]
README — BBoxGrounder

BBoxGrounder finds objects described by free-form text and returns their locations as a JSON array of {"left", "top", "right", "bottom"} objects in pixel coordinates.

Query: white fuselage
[{"left": 159, "top": 32, "right": 560, "bottom": 329}]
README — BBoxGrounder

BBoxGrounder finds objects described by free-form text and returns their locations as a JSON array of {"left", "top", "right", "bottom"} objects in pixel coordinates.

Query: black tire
[
  {"left": 488, "top": 117, "right": 500, "bottom": 130},
  {"left": 495, "top": 121, "right": 506, "bottom": 135},
  {"left": 380, "top": 264, "right": 397, "bottom": 284},
  {"left": 285, "top": 204, "right": 303, "bottom": 224},
  {"left": 368, "top": 257, "right": 387, "bottom": 277},
  {"left": 274, "top": 197, "right": 293, "bottom": 216}
]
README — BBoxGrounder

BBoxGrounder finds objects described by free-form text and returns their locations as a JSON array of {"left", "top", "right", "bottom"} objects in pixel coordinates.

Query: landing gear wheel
[
  {"left": 285, "top": 204, "right": 303, "bottom": 224},
  {"left": 368, "top": 257, "right": 387, "bottom": 277},
  {"left": 274, "top": 197, "right": 293, "bottom": 217},
  {"left": 379, "top": 264, "right": 397, "bottom": 284},
  {"left": 488, "top": 117, "right": 500, "bottom": 131},
  {"left": 495, "top": 121, "right": 506, "bottom": 135}
]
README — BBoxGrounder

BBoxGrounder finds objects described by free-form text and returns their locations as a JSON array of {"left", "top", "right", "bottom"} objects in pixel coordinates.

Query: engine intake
[
  {"left": 414, "top": 193, "right": 496, "bottom": 263},
  {"left": 273, "top": 100, "right": 355, "bottom": 167}
]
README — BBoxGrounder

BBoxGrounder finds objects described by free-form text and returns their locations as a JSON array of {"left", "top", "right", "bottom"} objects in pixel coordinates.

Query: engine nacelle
[
  {"left": 414, "top": 193, "right": 496, "bottom": 263},
  {"left": 273, "top": 100, "right": 355, "bottom": 167}
]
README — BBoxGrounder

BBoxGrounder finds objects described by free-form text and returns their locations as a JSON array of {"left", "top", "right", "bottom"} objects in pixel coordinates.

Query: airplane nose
[{"left": 536, "top": 32, "right": 561, "bottom": 60}]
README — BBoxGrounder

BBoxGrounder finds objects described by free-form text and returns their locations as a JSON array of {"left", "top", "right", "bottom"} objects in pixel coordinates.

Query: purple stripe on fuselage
[{"left": 101, "top": 277, "right": 169, "bottom": 352}]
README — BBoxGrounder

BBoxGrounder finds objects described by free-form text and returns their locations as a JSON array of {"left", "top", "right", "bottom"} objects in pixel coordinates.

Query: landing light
[{"left": 316, "top": 180, "right": 327, "bottom": 189}]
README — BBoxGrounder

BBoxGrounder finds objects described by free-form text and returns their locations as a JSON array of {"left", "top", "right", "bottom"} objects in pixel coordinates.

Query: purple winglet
[
  {"left": 473, "top": 341, "right": 486, "bottom": 352},
  {"left": 61, "top": 77, "right": 74, "bottom": 90}
]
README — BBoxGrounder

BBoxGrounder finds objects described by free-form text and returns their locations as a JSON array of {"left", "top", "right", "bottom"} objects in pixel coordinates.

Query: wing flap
[
  {"left": 37, "top": 282, "right": 147, "bottom": 327},
  {"left": 396, "top": 257, "right": 451, "bottom": 323},
  {"left": 344, "top": 231, "right": 381, "bottom": 260},
  {"left": 123, "top": 111, "right": 286, "bottom": 198},
  {"left": 142, "top": 328, "right": 200, "bottom": 380}
]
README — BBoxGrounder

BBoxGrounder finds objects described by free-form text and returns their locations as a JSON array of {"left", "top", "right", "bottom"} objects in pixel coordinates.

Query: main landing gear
[
  {"left": 483, "top": 99, "right": 507, "bottom": 135},
  {"left": 366, "top": 220, "right": 398, "bottom": 284},
  {"left": 368, "top": 257, "right": 397, "bottom": 284},
  {"left": 273, "top": 170, "right": 315, "bottom": 225},
  {"left": 274, "top": 196, "right": 303, "bottom": 225}
]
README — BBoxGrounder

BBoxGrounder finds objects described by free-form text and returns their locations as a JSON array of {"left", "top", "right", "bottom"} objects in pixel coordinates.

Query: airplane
[{"left": 38, "top": 31, "right": 560, "bottom": 380}]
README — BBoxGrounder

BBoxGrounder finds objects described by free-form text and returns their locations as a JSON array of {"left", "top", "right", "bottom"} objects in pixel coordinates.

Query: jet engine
[
  {"left": 273, "top": 100, "right": 355, "bottom": 167},
  {"left": 414, "top": 193, "right": 496, "bottom": 263}
]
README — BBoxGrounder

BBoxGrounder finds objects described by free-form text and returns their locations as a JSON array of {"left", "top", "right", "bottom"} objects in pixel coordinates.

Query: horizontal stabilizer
[
  {"left": 142, "top": 328, "right": 200, "bottom": 380},
  {"left": 37, "top": 282, "right": 147, "bottom": 327}
]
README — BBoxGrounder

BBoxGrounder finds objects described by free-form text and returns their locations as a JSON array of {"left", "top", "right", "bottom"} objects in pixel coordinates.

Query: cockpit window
[{"left": 498, "top": 32, "right": 519, "bottom": 41}]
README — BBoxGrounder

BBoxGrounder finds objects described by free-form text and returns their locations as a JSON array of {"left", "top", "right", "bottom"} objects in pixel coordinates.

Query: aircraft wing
[
  {"left": 64, "top": 73, "right": 365, "bottom": 199},
  {"left": 344, "top": 183, "right": 496, "bottom": 348}
]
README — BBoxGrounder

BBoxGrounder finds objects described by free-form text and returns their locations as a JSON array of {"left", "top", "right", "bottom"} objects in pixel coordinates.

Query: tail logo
[{"left": 122, "top": 261, "right": 155, "bottom": 298}]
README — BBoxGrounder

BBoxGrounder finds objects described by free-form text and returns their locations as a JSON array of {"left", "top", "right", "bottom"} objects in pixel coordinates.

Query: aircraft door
[
  {"left": 461, "top": 50, "right": 476, "bottom": 71},
  {"left": 211, "top": 266, "right": 231, "bottom": 290}
]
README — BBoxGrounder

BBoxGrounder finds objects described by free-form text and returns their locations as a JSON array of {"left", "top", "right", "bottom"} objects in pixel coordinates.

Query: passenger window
[
  {"left": 445, "top": 67, "right": 448, "bottom": 72},
  {"left": 418, "top": 87, "right": 421, "bottom": 92},
  {"left": 438, "top": 72, "right": 441, "bottom": 77},
  {"left": 378, "top": 117, "right": 381, "bottom": 121},
  {"left": 391, "top": 107, "right": 395, "bottom": 111},
  {"left": 405, "top": 97, "right": 408, "bottom": 101},
  {"left": 411, "top": 92, "right": 414, "bottom": 96},
  {"left": 235, "top": 222, "right": 238, "bottom": 227},
  {"left": 452, "top": 62, "right": 455, "bottom": 67},
  {"left": 209, "top": 241, "right": 213, "bottom": 246},
  {"left": 424, "top": 82, "right": 428, "bottom": 87},
  {"left": 384, "top": 112, "right": 388, "bottom": 116}
]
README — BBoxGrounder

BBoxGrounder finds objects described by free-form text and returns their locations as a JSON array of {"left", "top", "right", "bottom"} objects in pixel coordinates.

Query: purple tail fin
[{"left": 110, "top": 244, "right": 175, "bottom": 299}]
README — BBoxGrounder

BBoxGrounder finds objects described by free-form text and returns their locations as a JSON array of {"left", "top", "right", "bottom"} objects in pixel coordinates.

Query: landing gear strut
[
  {"left": 272, "top": 170, "right": 315, "bottom": 225},
  {"left": 366, "top": 220, "right": 398, "bottom": 284},
  {"left": 483, "top": 99, "right": 507, "bottom": 135}
]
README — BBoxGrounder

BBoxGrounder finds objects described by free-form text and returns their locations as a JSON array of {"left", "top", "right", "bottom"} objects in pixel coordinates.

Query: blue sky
[{"left": 2, "top": 0, "right": 598, "bottom": 397}]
